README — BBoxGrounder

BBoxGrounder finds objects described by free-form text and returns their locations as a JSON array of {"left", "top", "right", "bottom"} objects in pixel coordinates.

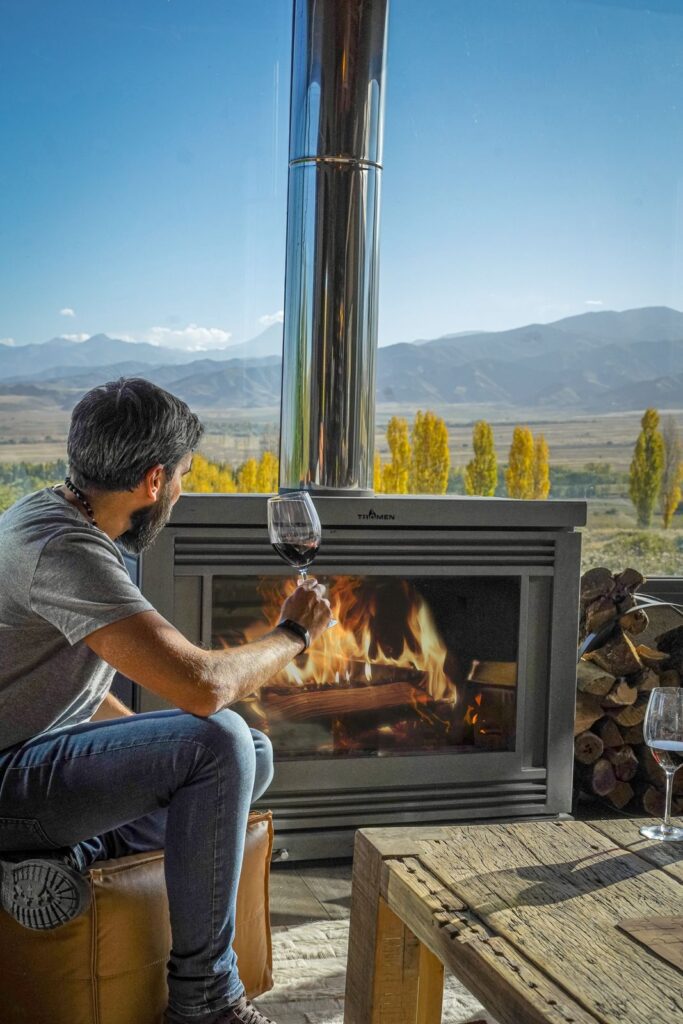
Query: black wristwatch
[{"left": 277, "top": 618, "right": 310, "bottom": 652}]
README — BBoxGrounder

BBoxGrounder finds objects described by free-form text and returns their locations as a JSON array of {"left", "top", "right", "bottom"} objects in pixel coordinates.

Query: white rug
[{"left": 255, "top": 918, "right": 493, "bottom": 1024}]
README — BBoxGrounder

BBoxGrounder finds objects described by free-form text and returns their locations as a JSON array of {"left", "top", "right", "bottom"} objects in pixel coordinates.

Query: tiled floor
[{"left": 256, "top": 859, "right": 491, "bottom": 1024}]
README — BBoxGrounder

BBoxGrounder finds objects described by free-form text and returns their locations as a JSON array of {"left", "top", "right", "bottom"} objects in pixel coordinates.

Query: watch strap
[{"left": 277, "top": 618, "right": 310, "bottom": 652}]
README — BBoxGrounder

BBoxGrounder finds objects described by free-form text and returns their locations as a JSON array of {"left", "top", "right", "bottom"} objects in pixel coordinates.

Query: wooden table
[{"left": 343, "top": 819, "right": 683, "bottom": 1024}]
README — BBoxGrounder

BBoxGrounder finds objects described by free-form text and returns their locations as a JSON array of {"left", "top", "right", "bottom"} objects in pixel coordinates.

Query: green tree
[
  {"left": 629, "top": 408, "right": 664, "bottom": 527},
  {"left": 464, "top": 420, "right": 497, "bottom": 496},
  {"left": 409, "top": 410, "right": 450, "bottom": 494},
  {"left": 532, "top": 434, "right": 551, "bottom": 499},
  {"left": 382, "top": 416, "right": 411, "bottom": 493},
  {"left": 661, "top": 416, "right": 682, "bottom": 528},
  {"left": 505, "top": 426, "right": 535, "bottom": 499}
]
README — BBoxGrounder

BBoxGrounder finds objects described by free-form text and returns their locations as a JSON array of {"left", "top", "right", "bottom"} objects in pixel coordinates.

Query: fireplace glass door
[{"left": 212, "top": 574, "right": 520, "bottom": 759}]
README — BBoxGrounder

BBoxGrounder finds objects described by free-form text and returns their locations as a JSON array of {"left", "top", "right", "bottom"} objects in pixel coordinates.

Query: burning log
[{"left": 261, "top": 681, "right": 438, "bottom": 722}]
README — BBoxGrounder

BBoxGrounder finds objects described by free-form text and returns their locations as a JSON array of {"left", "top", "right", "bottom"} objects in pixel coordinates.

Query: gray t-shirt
[{"left": 0, "top": 488, "right": 154, "bottom": 752}]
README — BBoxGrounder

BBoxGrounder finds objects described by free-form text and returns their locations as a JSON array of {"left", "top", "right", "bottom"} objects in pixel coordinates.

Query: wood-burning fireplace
[{"left": 139, "top": 492, "right": 585, "bottom": 860}]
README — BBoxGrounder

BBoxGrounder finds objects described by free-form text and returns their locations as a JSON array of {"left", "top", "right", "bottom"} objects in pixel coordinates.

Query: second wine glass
[{"left": 639, "top": 687, "right": 683, "bottom": 842}]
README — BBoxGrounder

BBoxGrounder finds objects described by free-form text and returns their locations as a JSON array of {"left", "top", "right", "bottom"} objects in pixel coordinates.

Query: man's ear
[{"left": 143, "top": 463, "right": 166, "bottom": 500}]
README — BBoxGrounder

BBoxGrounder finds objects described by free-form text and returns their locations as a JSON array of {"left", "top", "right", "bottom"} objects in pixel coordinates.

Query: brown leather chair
[{"left": 0, "top": 810, "right": 274, "bottom": 1024}]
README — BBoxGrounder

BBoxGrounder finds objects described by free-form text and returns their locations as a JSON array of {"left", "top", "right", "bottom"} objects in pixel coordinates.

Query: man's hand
[{"left": 280, "top": 578, "right": 332, "bottom": 644}]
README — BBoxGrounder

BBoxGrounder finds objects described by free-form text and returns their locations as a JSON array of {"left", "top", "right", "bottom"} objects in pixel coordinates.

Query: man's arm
[
  {"left": 83, "top": 580, "right": 331, "bottom": 716},
  {"left": 91, "top": 690, "right": 135, "bottom": 720}
]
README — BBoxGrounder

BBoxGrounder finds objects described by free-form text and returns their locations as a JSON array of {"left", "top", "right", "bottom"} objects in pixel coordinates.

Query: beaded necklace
[{"left": 63, "top": 477, "right": 99, "bottom": 528}]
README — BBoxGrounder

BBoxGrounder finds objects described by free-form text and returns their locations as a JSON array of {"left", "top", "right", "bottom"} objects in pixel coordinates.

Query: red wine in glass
[
  {"left": 271, "top": 540, "right": 320, "bottom": 570},
  {"left": 267, "top": 491, "right": 336, "bottom": 626}
]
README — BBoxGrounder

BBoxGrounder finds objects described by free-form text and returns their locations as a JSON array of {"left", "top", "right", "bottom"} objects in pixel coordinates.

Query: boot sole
[{"left": 0, "top": 858, "right": 91, "bottom": 930}]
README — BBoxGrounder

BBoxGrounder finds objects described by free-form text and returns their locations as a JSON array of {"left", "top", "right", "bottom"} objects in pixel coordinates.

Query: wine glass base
[{"left": 639, "top": 823, "right": 683, "bottom": 842}]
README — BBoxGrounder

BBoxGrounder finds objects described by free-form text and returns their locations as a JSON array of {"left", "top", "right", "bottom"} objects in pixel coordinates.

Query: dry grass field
[
  {"left": 2, "top": 399, "right": 681, "bottom": 577},
  {"left": 3, "top": 399, "right": 681, "bottom": 472}
]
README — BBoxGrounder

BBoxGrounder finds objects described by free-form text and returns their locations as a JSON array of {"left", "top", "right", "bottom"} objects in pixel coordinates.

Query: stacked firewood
[{"left": 575, "top": 567, "right": 683, "bottom": 816}]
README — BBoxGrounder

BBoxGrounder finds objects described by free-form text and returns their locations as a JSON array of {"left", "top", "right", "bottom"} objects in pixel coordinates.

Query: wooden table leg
[{"left": 344, "top": 830, "right": 445, "bottom": 1023}]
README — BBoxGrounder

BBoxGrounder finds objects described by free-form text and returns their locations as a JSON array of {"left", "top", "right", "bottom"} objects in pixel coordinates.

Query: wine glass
[
  {"left": 267, "top": 491, "right": 336, "bottom": 625},
  {"left": 639, "top": 687, "right": 683, "bottom": 842}
]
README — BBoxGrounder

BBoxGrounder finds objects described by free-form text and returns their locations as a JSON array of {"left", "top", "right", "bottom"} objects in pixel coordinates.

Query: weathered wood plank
[
  {"left": 344, "top": 830, "right": 386, "bottom": 1024},
  {"left": 586, "top": 818, "right": 683, "bottom": 883},
  {"left": 353, "top": 826, "right": 452, "bottom": 859},
  {"left": 416, "top": 821, "right": 683, "bottom": 1024},
  {"left": 416, "top": 944, "right": 444, "bottom": 1024},
  {"left": 382, "top": 855, "right": 600, "bottom": 1024},
  {"left": 371, "top": 898, "right": 423, "bottom": 1023}
]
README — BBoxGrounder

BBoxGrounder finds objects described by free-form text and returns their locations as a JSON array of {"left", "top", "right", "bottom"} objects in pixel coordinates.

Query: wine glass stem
[
  {"left": 298, "top": 568, "right": 308, "bottom": 584},
  {"left": 663, "top": 769, "right": 677, "bottom": 831}
]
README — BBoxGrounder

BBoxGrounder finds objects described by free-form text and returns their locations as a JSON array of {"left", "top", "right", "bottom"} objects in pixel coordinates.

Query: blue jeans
[{"left": 0, "top": 708, "right": 274, "bottom": 1020}]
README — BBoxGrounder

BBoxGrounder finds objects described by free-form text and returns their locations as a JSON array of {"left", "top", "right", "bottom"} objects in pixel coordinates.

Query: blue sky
[{"left": 2, "top": 0, "right": 683, "bottom": 350}]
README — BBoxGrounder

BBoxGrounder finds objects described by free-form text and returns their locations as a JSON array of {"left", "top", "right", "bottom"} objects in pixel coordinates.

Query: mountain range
[{"left": 2, "top": 307, "right": 683, "bottom": 413}]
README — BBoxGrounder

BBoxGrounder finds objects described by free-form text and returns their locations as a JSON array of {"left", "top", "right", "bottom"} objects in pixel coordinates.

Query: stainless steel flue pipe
[{"left": 278, "top": 0, "right": 389, "bottom": 494}]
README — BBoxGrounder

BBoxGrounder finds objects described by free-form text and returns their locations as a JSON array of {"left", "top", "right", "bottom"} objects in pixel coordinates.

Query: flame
[{"left": 240, "top": 575, "right": 457, "bottom": 703}]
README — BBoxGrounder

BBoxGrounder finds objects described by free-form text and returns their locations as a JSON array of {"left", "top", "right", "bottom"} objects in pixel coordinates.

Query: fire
[{"left": 240, "top": 576, "right": 458, "bottom": 703}]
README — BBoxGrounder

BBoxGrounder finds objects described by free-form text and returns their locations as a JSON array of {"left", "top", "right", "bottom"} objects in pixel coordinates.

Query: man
[{"left": 0, "top": 378, "right": 331, "bottom": 1024}]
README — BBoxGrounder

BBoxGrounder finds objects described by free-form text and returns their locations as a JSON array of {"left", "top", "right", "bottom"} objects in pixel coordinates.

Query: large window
[
  {"left": 2, "top": 0, "right": 682, "bottom": 578},
  {"left": 376, "top": 0, "right": 683, "bottom": 576}
]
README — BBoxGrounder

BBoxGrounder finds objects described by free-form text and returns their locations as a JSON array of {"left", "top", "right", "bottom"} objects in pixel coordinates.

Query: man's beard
[{"left": 118, "top": 482, "right": 174, "bottom": 554}]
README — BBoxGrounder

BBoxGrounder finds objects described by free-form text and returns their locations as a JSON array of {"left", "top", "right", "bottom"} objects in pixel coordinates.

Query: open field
[
  {"left": 2, "top": 399, "right": 682, "bottom": 576},
  {"left": 2, "top": 399, "right": 681, "bottom": 473}
]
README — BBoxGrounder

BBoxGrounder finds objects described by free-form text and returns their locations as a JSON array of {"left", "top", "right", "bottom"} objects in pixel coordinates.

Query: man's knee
[
  {"left": 189, "top": 709, "right": 257, "bottom": 773},
  {"left": 251, "top": 729, "right": 274, "bottom": 801}
]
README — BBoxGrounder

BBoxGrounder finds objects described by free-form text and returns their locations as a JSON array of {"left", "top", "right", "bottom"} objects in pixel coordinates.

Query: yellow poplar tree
[
  {"left": 409, "top": 410, "right": 450, "bottom": 494},
  {"left": 184, "top": 453, "right": 237, "bottom": 494},
  {"left": 629, "top": 408, "right": 664, "bottom": 528},
  {"left": 532, "top": 434, "right": 551, "bottom": 499},
  {"left": 464, "top": 420, "right": 497, "bottom": 496},
  {"left": 505, "top": 426, "right": 535, "bottom": 499},
  {"left": 237, "top": 458, "right": 260, "bottom": 493},
  {"left": 373, "top": 452, "right": 384, "bottom": 493},
  {"left": 256, "top": 451, "right": 279, "bottom": 493},
  {"left": 661, "top": 416, "right": 682, "bottom": 528},
  {"left": 382, "top": 416, "right": 411, "bottom": 493}
]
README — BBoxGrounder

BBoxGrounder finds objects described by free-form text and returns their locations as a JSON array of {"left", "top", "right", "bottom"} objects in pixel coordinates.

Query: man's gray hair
[{"left": 67, "top": 377, "right": 204, "bottom": 491}]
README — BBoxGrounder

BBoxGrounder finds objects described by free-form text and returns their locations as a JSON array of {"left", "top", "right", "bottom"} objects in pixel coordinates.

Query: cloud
[
  {"left": 258, "top": 310, "right": 284, "bottom": 328},
  {"left": 61, "top": 333, "right": 90, "bottom": 342},
  {"left": 143, "top": 323, "right": 233, "bottom": 351},
  {"left": 584, "top": 300, "right": 603, "bottom": 307},
  {"left": 0, "top": 337, "right": 16, "bottom": 346},
  {"left": 60, "top": 307, "right": 76, "bottom": 317}
]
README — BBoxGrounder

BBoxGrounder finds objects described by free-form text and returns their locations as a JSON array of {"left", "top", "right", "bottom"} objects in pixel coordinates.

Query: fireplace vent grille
[
  {"left": 174, "top": 534, "right": 556, "bottom": 568},
  {"left": 260, "top": 777, "right": 549, "bottom": 827}
]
